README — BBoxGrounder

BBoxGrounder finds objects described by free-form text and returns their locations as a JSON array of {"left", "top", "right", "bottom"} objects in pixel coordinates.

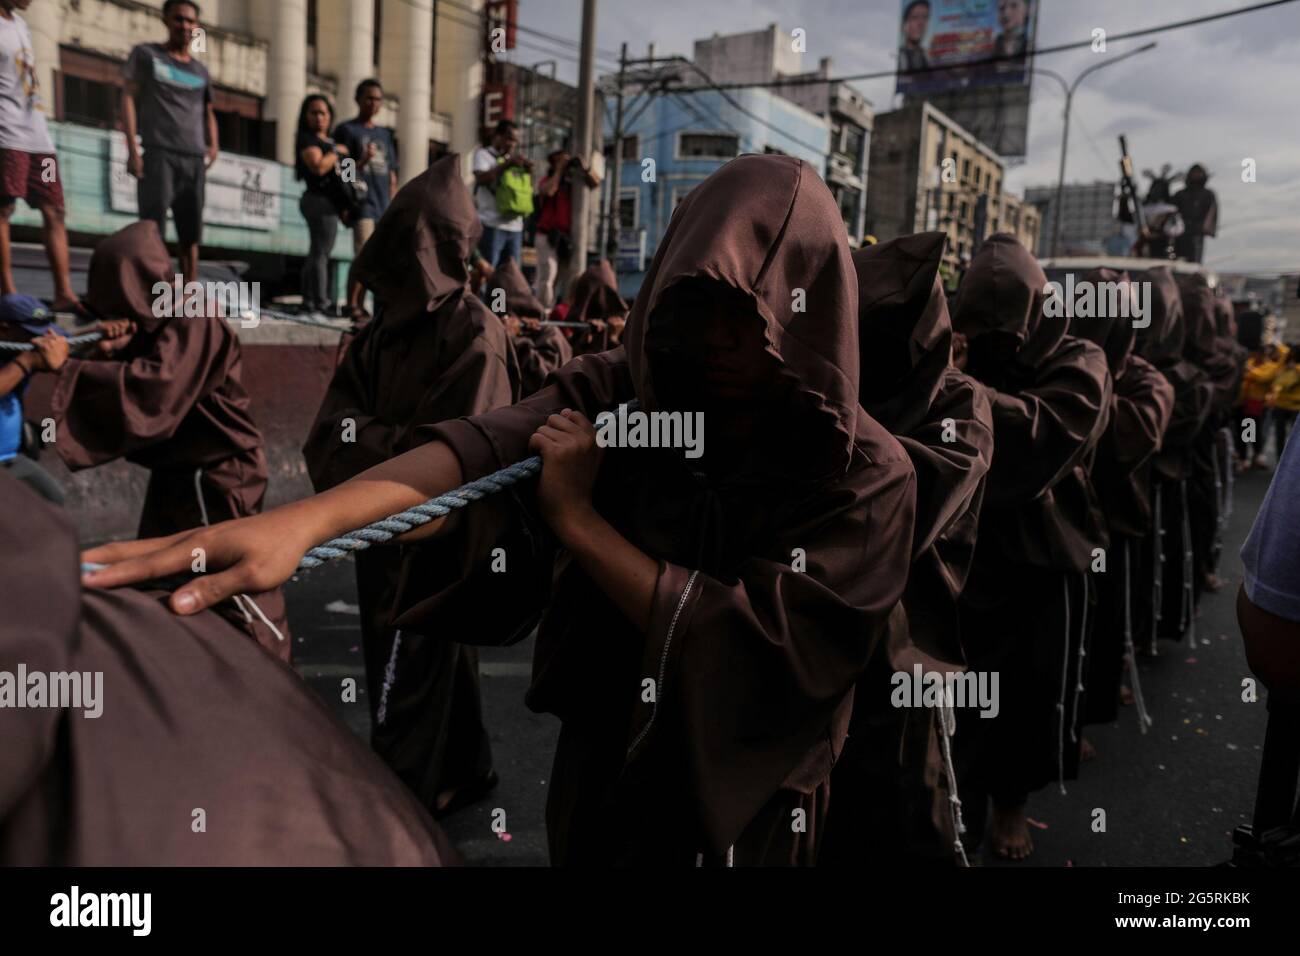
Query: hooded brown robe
[
  {"left": 1178, "top": 273, "right": 1244, "bottom": 597},
  {"left": 301, "top": 154, "right": 519, "bottom": 813},
  {"left": 0, "top": 474, "right": 456, "bottom": 866},
  {"left": 820, "top": 232, "right": 994, "bottom": 866},
  {"left": 394, "top": 155, "right": 917, "bottom": 865},
  {"left": 1132, "top": 268, "right": 1215, "bottom": 647},
  {"left": 1069, "top": 270, "right": 1175, "bottom": 726},
  {"left": 949, "top": 236, "right": 1111, "bottom": 833},
  {"left": 485, "top": 259, "right": 572, "bottom": 395},
  {"left": 564, "top": 260, "right": 628, "bottom": 355},
  {"left": 45, "top": 221, "right": 287, "bottom": 657}
]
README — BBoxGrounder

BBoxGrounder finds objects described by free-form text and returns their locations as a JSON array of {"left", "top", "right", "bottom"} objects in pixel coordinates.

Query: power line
[
  {"left": 668, "top": 0, "right": 1300, "bottom": 92},
  {"left": 437, "top": 0, "right": 623, "bottom": 60}
]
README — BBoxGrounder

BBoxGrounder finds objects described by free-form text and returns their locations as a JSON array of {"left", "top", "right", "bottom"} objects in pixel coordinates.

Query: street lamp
[{"left": 1041, "top": 42, "right": 1157, "bottom": 259}]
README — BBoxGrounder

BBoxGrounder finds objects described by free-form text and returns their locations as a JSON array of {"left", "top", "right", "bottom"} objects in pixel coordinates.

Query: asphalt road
[{"left": 286, "top": 464, "right": 1278, "bottom": 868}]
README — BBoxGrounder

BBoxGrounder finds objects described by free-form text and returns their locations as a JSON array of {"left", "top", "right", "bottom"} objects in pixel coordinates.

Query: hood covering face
[
  {"left": 1176, "top": 271, "right": 1220, "bottom": 364},
  {"left": 565, "top": 260, "right": 627, "bottom": 323},
  {"left": 1133, "top": 266, "right": 1185, "bottom": 368},
  {"left": 952, "top": 233, "right": 1068, "bottom": 378},
  {"left": 485, "top": 259, "right": 545, "bottom": 318},
  {"left": 352, "top": 153, "right": 479, "bottom": 319},
  {"left": 852, "top": 232, "right": 951, "bottom": 436},
  {"left": 85, "top": 221, "right": 173, "bottom": 332},
  {"left": 1067, "top": 267, "right": 1137, "bottom": 377},
  {"left": 623, "top": 154, "right": 860, "bottom": 476}
]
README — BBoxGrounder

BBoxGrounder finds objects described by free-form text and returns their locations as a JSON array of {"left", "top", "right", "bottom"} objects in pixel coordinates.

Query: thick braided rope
[
  {"left": 297, "top": 456, "right": 543, "bottom": 570},
  {"left": 0, "top": 330, "right": 104, "bottom": 352}
]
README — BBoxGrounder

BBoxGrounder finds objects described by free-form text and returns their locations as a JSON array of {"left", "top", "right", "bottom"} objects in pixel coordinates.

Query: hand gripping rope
[
  {"left": 0, "top": 330, "right": 104, "bottom": 352},
  {"left": 1, "top": 309, "right": 350, "bottom": 353}
]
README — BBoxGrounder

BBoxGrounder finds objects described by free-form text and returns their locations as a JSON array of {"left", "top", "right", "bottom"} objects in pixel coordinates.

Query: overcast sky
[{"left": 512, "top": 0, "right": 1300, "bottom": 273}]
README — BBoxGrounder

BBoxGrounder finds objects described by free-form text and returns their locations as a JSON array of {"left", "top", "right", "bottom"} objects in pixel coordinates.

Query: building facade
[
  {"left": 866, "top": 100, "right": 1038, "bottom": 272},
  {"left": 15, "top": 0, "right": 485, "bottom": 300},
  {"left": 694, "top": 26, "right": 872, "bottom": 241},
  {"left": 1025, "top": 180, "right": 1118, "bottom": 257}
]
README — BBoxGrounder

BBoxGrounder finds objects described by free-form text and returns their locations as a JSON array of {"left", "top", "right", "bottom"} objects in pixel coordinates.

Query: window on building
[
  {"left": 620, "top": 135, "right": 639, "bottom": 161},
  {"left": 678, "top": 133, "right": 740, "bottom": 159},
  {"left": 973, "top": 167, "right": 981, "bottom": 187},
  {"left": 307, "top": 0, "right": 319, "bottom": 75},
  {"left": 841, "top": 126, "right": 863, "bottom": 163},
  {"left": 961, "top": 158, "right": 970, "bottom": 181},
  {"left": 373, "top": 0, "right": 383, "bottom": 68},
  {"left": 617, "top": 189, "right": 638, "bottom": 230},
  {"left": 960, "top": 201, "right": 969, "bottom": 221}
]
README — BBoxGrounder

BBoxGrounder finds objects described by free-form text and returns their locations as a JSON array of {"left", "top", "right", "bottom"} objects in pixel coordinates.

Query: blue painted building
[{"left": 604, "top": 87, "right": 830, "bottom": 298}]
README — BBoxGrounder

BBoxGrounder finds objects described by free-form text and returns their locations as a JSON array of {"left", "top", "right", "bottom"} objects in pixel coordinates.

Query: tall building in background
[
  {"left": 694, "top": 26, "right": 872, "bottom": 240},
  {"left": 866, "top": 100, "right": 1036, "bottom": 272},
  {"left": 1025, "top": 181, "right": 1119, "bottom": 257}
]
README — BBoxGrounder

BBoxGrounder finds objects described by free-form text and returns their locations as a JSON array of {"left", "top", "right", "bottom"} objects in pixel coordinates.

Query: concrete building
[
  {"left": 694, "top": 26, "right": 872, "bottom": 240},
  {"left": 866, "top": 100, "right": 1037, "bottom": 272},
  {"left": 998, "top": 192, "right": 1043, "bottom": 261},
  {"left": 1025, "top": 180, "right": 1118, "bottom": 257},
  {"left": 14, "top": 0, "right": 486, "bottom": 302},
  {"left": 604, "top": 85, "right": 829, "bottom": 296}
]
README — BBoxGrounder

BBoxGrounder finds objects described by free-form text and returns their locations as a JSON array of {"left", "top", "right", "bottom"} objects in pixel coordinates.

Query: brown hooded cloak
[
  {"left": 485, "top": 259, "right": 572, "bottom": 395},
  {"left": 45, "top": 221, "right": 287, "bottom": 657},
  {"left": 1132, "top": 267, "right": 1215, "bottom": 645},
  {"left": 301, "top": 154, "right": 519, "bottom": 813},
  {"left": 396, "top": 155, "right": 917, "bottom": 865},
  {"left": 0, "top": 474, "right": 456, "bottom": 866},
  {"left": 1068, "top": 269, "right": 1175, "bottom": 726},
  {"left": 564, "top": 260, "right": 627, "bottom": 355},
  {"left": 949, "top": 235, "right": 1112, "bottom": 828},
  {"left": 821, "top": 232, "right": 994, "bottom": 866}
]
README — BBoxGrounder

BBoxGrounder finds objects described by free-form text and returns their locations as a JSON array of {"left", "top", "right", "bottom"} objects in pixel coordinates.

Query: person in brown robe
[
  {"left": 1131, "top": 267, "right": 1215, "bottom": 650},
  {"left": 45, "top": 220, "right": 288, "bottom": 658},
  {"left": 1, "top": 474, "right": 456, "bottom": 866},
  {"left": 484, "top": 258, "right": 572, "bottom": 395},
  {"left": 819, "top": 232, "right": 994, "bottom": 867},
  {"left": 949, "top": 234, "right": 1112, "bottom": 861},
  {"left": 80, "top": 154, "right": 917, "bottom": 868},
  {"left": 563, "top": 259, "right": 627, "bottom": 355},
  {"left": 301, "top": 153, "right": 518, "bottom": 817},
  {"left": 1178, "top": 272, "right": 1245, "bottom": 598},
  {"left": 1072, "top": 270, "right": 1175, "bottom": 734}
]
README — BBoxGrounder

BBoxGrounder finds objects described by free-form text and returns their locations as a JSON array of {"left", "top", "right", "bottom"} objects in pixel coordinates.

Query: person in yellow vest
[
  {"left": 1237, "top": 343, "right": 1288, "bottom": 471},
  {"left": 1267, "top": 346, "right": 1300, "bottom": 455}
]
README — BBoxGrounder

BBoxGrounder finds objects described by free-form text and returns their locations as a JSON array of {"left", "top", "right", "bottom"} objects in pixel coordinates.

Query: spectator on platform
[
  {"left": 294, "top": 94, "right": 347, "bottom": 318},
  {"left": 472, "top": 120, "right": 531, "bottom": 270},
  {"left": 533, "top": 149, "right": 599, "bottom": 309}
]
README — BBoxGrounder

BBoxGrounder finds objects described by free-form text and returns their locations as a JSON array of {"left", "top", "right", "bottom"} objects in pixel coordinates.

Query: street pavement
[{"left": 287, "top": 464, "right": 1278, "bottom": 868}]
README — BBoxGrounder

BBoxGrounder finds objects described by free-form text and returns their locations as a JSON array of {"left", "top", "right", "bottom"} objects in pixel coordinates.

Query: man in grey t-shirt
[{"left": 121, "top": 0, "right": 218, "bottom": 282}]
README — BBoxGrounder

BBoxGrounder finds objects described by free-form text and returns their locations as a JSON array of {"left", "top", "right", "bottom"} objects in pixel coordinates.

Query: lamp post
[{"left": 1041, "top": 42, "right": 1157, "bottom": 259}]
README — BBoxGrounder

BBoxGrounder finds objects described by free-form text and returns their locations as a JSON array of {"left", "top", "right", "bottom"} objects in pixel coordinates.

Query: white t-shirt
[
  {"left": 472, "top": 145, "right": 523, "bottom": 232},
  {"left": 0, "top": 12, "right": 55, "bottom": 153}
]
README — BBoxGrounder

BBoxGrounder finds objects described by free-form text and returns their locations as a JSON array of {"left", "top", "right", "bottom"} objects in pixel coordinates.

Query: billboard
[
  {"left": 896, "top": 0, "right": 1039, "bottom": 157},
  {"left": 895, "top": 0, "right": 1038, "bottom": 95}
]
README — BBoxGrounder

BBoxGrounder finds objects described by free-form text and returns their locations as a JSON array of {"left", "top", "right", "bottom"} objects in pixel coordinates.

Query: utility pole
[
  {"left": 600, "top": 42, "right": 629, "bottom": 268},
  {"left": 567, "top": 0, "right": 598, "bottom": 290}
]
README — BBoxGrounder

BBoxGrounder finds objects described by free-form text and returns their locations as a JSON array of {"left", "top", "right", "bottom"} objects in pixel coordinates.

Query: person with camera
[
  {"left": 534, "top": 148, "right": 599, "bottom": 309},
  {"left": 472, "top": 120, "right": 532, "bottom": 271},
  {"left": 294, "top": 94, "right": 348, "bottom": 319}
]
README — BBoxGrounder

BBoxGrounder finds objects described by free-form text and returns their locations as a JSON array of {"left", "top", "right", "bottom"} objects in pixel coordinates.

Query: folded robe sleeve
[
  {"left": 982, "top": 339, "right": 1112, "bottom": 508},
  {"left": 50, "top": 319, "right": 239, "bottom": 469},
  {"left": 1111, "top": 355, "right": 1176, "bottom": 470}
]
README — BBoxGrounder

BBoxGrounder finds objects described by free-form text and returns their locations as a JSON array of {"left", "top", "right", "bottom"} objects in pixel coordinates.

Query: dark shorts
[
  {"left": 0, "top": 149, "right": 66, "bottom": 214},
  {"left": 138, "top": 148, "right": 206, "bottom": 247}
]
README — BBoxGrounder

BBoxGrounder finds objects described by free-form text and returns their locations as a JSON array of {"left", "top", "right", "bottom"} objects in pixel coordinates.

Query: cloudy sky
[{"left": 512, "top": 0, "right": 1300, "bottom": 273}]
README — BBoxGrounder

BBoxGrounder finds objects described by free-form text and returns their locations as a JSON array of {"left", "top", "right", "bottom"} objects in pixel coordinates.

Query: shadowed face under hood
[
  {"left": 1133, "top": 266, "right": 1184, "bottom": 368},
  {"left": 952, "top": 233, "right": 1067, "bottom": 381},
  {"left": 1176, "top": 271, "right": 1219, "bottom": 364},
  {"left": 85, "top": 221, "right": 173, "bottom": 332},
  {"left": 623, "top": 154, "right": 860, "bottom": 478},
  {"left": 853, "top": 231, "right": 951, "bottom": 435},
  {"left": 352, "top": 153, "right": 478, "bottom": 321},
  {"left": 566, "top": 260, "right": 626, "bottom": 323},
  {"left": 486, "top": 259, "right": 544, "bottom": 318},
  {"left": 1068, "top": 267, "right": 1137, "bottom": 377}
]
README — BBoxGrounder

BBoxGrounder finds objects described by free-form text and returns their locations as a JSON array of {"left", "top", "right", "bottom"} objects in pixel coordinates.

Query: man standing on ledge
[{"left": 122, "top": 0, "right": 218, "bottom": 284}]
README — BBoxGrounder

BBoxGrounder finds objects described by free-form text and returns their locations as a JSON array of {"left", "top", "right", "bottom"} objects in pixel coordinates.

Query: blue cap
[{"left": 0, "top": 294, "right": 69, "bottom": 337}]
